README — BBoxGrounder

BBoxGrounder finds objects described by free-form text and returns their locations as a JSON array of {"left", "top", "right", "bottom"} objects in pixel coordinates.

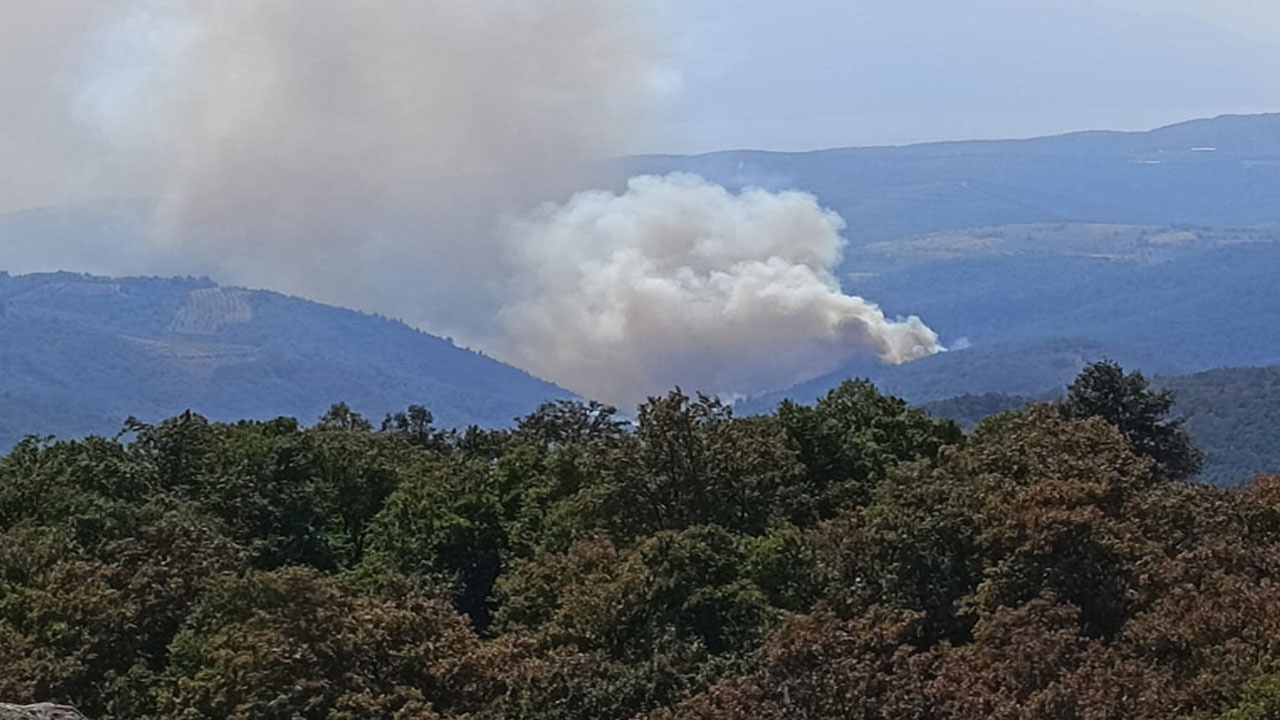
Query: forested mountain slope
[
  {"left": 1163, "top": 366, "right": 1280, "bottom": 486},
  {"left": 0, "top": 272, "right": 569, "bottom": 447},
  {"left": 921, "top": 365, "right": 1280, "bottom": 486},
  {"left": 739, "top": 224, "right": 1280, "bottom": 408}
]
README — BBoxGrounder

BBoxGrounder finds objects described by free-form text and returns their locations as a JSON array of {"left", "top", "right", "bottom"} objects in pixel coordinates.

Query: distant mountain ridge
[
  {"left": 624, "top": 113, "right": 1280, "bottom": 247},
  {"left": 630, "top": 114, "right": 1280, "bottom": 411},
  {"left": 736, "top": 220, "right": 1280, "bottom": 412},
  {"left": 0, "top": 271, "right": 570, "bottom": 449},
  {"left": 626, "top": 114, "right": 1280, "bottom": 406}
]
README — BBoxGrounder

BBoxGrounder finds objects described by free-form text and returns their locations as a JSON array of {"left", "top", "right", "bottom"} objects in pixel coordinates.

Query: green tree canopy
[{"left": 1060, "top": 360, "right": 1204, "bottom": 481}]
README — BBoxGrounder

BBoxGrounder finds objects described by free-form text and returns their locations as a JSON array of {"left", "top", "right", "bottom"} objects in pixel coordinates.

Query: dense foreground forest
[{"left": 2, "top": 363, "right": 1280, "bottom": 719}]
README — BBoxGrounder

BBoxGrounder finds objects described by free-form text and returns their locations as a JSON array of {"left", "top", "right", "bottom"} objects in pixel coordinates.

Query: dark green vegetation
[
  {"left": 0, "top": 272, "right": 569, "bottom": 448},
  {"left": 924, "top": 364, "right": 1280, "bottom": 486},
  {"left": 1165, "top": 367, "right": 1280, "bottom": 487},
  {"left": 4, "top": 364, "right": 1280, "bottom": 719}
]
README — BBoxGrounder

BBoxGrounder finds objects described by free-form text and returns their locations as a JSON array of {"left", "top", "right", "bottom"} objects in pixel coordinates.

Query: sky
[
  {"left": 651, "top": 0, "right": 1280, "bottom": 153},
  {"left": 1094, "top": 0, "right": 1280, "bottom": 45}
]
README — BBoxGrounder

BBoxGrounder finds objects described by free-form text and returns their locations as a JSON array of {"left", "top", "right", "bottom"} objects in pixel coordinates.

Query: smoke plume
[
  {"left": 80, "top": 0, "right": 662, "bottom": 328},
  {"left": 0, "top": 1, "right": 940, "bottom": 408},
  {"left": 500, "top": 174, "right": 940, "bottom": 407}
]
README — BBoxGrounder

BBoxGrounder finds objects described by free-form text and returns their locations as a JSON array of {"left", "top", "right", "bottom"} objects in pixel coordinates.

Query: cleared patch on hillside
[
  {"left": 169, "top": 287, "right": 254, "bottom": 334},
  {"left": 122, "top": 336, "right": 259, "bottom": 374}
]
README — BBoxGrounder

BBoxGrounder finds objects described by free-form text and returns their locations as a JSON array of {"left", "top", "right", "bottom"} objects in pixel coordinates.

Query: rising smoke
[
  {"left": 0, "top": 1, "right": 940, "bottom": 407},
  {"left": 80, "top": 0, "right": 661, "bottom": 329},
  {"left": 500, "top": 174, "right": 939, "bottom": 406}
]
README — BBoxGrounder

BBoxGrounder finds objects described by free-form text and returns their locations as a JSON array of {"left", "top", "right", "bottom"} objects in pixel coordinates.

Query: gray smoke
[
  {"left": 0, "top": 1, "right": 940, "bottom": 406},
  {"left": 80, "top": 0, "right": 662, "bottom": 329},
  {"left": 0, "top": 4, "right": 119, "bottom": 213}
]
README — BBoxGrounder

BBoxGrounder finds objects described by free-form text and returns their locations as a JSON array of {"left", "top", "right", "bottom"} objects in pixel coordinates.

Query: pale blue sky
[
  {"left": 649, "top": 0, "right": 1280, "bottom": 153},
  {"left": 1093, "top": 0, "right": 1280, "bottom": 45}
]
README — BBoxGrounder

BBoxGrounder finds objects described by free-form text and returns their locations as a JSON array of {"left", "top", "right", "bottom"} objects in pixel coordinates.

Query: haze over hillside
[
  {"left": 0, "top": 271, "right": 570, "bottom": 449},
  {"left": 5, "top": 0, "right": 1280, "bottom": 424},
  {"left": 627, "top": 113, "right": 1280, "bottom": 244},
  {"left": 6, "top": 114, "right": 1280, "bottom": 435}
]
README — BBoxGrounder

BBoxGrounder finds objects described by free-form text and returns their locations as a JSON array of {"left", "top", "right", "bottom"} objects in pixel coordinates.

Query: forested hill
[
  {"left": 0, "top": 271, "right": 569, "bottom": 445},
  {"left": 4, "top": 366, "right": 1280, "bottom": 719},
  {"left": 922, "top": 365, "right": 1280, "bottom": 486}
]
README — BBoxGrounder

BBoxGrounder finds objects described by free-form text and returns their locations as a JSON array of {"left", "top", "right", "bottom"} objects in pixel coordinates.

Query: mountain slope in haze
[
  {"left": 1163, "top": 366, "right": 1280, "bottom": 486},
  {"left": 847, "top": 224, "right": 1280, "bottom": 374},
  {"left": 6, "top": 114, "right": 1280, "bottom": 431},
  {"left": 919, "top": 365, "right": 1280, "bottom": 487},
  {"left": 12, "top": 114, "right": 1280, "bottom": 282},
  {"left": 625, "top": 113, "right": 1280, "bottom": 248},
  {"left": 741, "top": 335, "right": 1183, "bottom": 414},
  {"left": 0, "top": 272, "right": 570, "bottom": 448},
  {"left": 739, "top": 220, "right": 1280, "bottom": 409}
]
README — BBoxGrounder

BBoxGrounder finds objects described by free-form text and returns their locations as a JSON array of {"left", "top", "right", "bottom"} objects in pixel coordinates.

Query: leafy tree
[
  {"left": 5, "top": 377, "right": 1280, "bottom": 720},
  {"left": 362, "top": 458, "right": 507, "bottom": 627},
  {"left": 316, "top": 402, "right": 374, "bottom": 432},
  {"left": 0, "top": 508, "right": 246, "bottom": 718},
  {"left": 743, "top": 524, "right": 823, "bottom": 613},
  {"left": 495, "top": 526, "right": 775, "bottom": 660},
  {"left": 1218, "top": 675, "right": 1280, "bottom": 720},
  {"left": 590, "top": 391, "right": 806, "bottom": 540},
  {"left": 475, "top": 633, "right": 724, "bottom": 720},
  {"left": 0, "top": 435, "right": 154, "bottom": 552},
  {"left": 820, "top": 461, "right": 984, "bottom": 643},
  {"left": 775, "top": 379, "right": 962, "bottom": 519},
  {"left": 152, "top": 417, "right": 406, "bottom": 570},
  {"left": 1061, "top": 360, "right": 1204, "bottom": 481},
  {"left": 516, "top": 399, "right": 627, "bottom": 447},
  {"left": 381, "top": 404, "right": 448, "bottom": 449},
  {"left": 153, "top": 568, "right": 480, "bottom": 720},
  {"left": 648, "top": 610, "right": 929, "bottom": 720}
]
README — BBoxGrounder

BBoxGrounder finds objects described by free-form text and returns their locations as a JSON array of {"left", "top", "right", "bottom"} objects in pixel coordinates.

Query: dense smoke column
[{"left": 500, "top": 174, "right": 940, "bottom": 406}]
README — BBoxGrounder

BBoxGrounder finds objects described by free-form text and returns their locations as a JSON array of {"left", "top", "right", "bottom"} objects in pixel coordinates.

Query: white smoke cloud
[{"left": 500, "top": 174, "right": 941, "bottom": 407}]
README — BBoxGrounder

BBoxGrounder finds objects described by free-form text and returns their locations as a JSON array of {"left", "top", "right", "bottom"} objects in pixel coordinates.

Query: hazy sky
[
  {"left": 1094, "top": 0, "right": 1280, "bottom": 45},
  {"left": 653, "top": 0, "right": 1280, "bottom": 152}
]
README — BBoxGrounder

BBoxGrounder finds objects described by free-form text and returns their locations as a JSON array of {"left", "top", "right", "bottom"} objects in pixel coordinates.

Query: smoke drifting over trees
[{"left": 0, "top": 1, "right": 939, "bottom": 403}]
